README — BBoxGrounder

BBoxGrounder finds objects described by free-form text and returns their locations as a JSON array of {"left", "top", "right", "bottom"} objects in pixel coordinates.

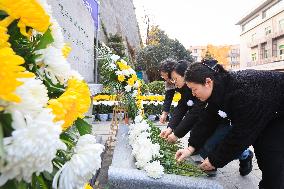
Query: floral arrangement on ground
[{"left": 128, "top": 115, "right": 206, "bottom": 179}]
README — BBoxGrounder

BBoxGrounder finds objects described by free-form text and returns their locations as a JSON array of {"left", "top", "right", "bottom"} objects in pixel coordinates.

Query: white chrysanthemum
[
  {"left": 110, "top": 54, "right": 120, "bottom": 62},
  {"left": 134, "top": 115, "right": 143, "bottom": 123},
  {"left": 50, "top": 19, "right": 65, "bottom": 49},
  {"left": 125, "top": 85, "right": 132, "bottom": 92},
  {"left": 172, "top": 102, "right": 178, "bottom": 107},
  {"left": 52, "top": 135, "right": 104, "bottom": 189},
  {"left": 187, "top": 100, "right": 194, "bottom": 106},
  {"left": 6, "top": 78, "right": 49, "bottom": 122},
  {"left": 144, "top": 161, "right": 164, "bottom": 179},
  {"left": 110, "top": 63, "right": 117, "bottom": 70},
  {"left": 36, "top": 46, "right": 72, "bottom": 84},
  {"left": 129, "top": 68, "right": 136, "bottom": 75},
  {"left": 218, "top": 110, "right": 227, "bottom": 118},
  {"left": 133, "top": 81, "right": 140, "bottom": 88},
  {"left": 115, "top": 70, "right": 123, "bottom": 76},
  {"left": 120, "top": 59, "right": 128, "bottom": 65},
  {"left": 122, "top": 69, "right": 130, "bottom": 76},
  {"left": 0, "top": 109, "right": 66, "bottom": 185}
]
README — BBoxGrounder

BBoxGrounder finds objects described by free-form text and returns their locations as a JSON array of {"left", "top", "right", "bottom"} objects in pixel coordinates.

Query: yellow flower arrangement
[
  {"left": 48, "top": 79, "right": 91, "bottom": 130},
  {"left": 127, "top": 77, "right": 135, "bottom": 86},
  {"left": 0, "top": 0, "right": 50, "bottom": 36},
  {"left": 117, "top": 61, "right": 129, "bottom": 70},
  {"left": 93, "top": 94, "right": 117, "bottom": 101},
  {"left": 117, "top": 74, "right": 125, "bottom": 82},
  {"left": 0, "top": 47, "right": 34, "bottom": 103}
]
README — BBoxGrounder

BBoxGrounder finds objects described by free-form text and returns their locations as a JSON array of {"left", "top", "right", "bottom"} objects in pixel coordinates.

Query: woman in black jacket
[
  {"left": 159, "top": 59, "right": 177, "bottom": 124},
  {"left": 176, "top": 61, "right": 284, "bottom": 188},
  {"left": 160, "top": 60, "right": 201, "bottom": 141}
]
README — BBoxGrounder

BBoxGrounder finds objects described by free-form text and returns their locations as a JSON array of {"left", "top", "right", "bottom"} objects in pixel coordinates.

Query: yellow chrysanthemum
[
  {"left": 0, "top": 17, "right": 14, "bottom": 48},
  {"left": 62, "top": 44, "right": 72, "bottom": 58},
  {"left": 117, "top": 61, "right": 128, "bottom": 70},
  {"left": 0, "top": 0, "right": 50, "bottom": 36},
  {"left": 131, "top": 74, "right": 138, "bottom": 81},
  {"left": 0, "top": 47, "right": 34, "bottom": 103},
  {"left": 48, "top": 79, "right": 91, "bottom": 130},
  {"left": 117, "top": 74, "right": 125, "bottom": 82},
  {"left": 173, "top": 92, "right": 181, "bottom": 102},
  {"left": 84, "top": 183, "right": 93, "bottom": 189},
  {"left": 127, "top": 77, "right": 135, "bottom": 86}
]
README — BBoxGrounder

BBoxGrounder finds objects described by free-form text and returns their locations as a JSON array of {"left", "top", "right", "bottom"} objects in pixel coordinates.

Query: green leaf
[
  {"left": 0, "top": 122, "right": 4, "bottom": 161},
  {"left": 60, "top": 132, "right": 76, "bottom": 148},
  {"left": 35, "top": 29, "right": 54, "bottom": 50},
  {"left": 75, "top": 118, "right": 92, "bottom": 136},
  {"left": 0, "top": 180, "right": 17, "bottom": 189},
  {"left": 0, "top": 112, "right": 13, "bottom": 137}
]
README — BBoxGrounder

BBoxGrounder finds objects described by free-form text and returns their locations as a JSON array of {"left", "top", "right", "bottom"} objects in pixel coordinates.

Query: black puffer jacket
[
  {"left": 167, "top": 85, "right": 204, "bottom": 137},
  {"left": 188, "top": 69, "right": 284, "bottom": 168}
]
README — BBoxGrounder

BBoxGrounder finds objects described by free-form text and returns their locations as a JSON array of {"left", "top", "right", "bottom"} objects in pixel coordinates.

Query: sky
[{"left": 133, "top": 0, "right": 265, "bottom": 48}]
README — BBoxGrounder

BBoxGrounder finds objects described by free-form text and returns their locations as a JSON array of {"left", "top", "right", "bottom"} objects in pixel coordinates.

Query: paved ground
[{"left": 92, "top": 120, "right": 261, "bottom": 189}]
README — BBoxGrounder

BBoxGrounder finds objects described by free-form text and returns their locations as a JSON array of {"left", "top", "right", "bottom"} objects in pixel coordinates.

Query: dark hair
[
  {"left": 185, "top": 59, "right": 228, "bottom": 84},
  {"left": 160, "top": 59, "right": 177, "bottom": 78},
  {"left": 173, "top": 60, "right": 190, "bottom": 77}
]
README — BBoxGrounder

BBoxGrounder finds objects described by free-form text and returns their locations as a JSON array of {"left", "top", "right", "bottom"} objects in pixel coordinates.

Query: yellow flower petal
[
  {"left": 0, "top": 0, "right": 51, "bottom": 36},
  {"left": 0, "top": 47, "right": 34, "bottom": 103},
  {"left": 48, "top": 79, "right": 91, "bottom": 130}
]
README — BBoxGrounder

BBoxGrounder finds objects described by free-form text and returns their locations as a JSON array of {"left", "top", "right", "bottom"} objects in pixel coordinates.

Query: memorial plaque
[{"left": 47, "top": 0, "right": 95, "bottom": 83}]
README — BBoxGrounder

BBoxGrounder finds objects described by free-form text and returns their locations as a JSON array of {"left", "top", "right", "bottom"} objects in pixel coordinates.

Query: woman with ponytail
[{"left": 176, "top": 60, "right": 284, "bottom": 188}]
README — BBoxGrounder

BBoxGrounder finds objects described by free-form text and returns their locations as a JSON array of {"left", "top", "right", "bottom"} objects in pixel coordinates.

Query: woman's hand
[
  {"left": 175, "top": 146, "right": 195, "bottom": 162},
  {"left": 160, "top": 127, "right": 172, "bottom": 139},
  {"left": 159, "top": 112, "right": 168, "bottom": 124},
  {"left": 166, "top": 133, "right": 178, "bottom": 143},
  {"left": 199, "top": 157, "right": 216, "bottom": 171}
]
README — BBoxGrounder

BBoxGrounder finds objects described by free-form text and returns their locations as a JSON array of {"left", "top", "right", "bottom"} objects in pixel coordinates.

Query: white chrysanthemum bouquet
[
  {"left": 0, "top": 0, "right": 103, "bottom": 188},
  {"left": 128, "top": 115, "right": 206, "bottom": 179}
]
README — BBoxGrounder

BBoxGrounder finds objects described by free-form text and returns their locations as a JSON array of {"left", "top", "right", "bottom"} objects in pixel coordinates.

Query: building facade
[
  {"left": 189, "top": 45, "right": 240, "bottom": 70},
  {"left": 236, "top": 0, "right": 284, "bottom": 70},
  {"left": 188, "top": 46, "right": 206, "bottom": 62},
  {"left": 228, "top": 44, "right": 241, "bottom": 70}
]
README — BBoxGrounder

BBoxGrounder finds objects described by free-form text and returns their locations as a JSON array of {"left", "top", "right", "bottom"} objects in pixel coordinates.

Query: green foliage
[
  {"left": 94, "top": 104, "right": 112, "bottom": 114},
  {"left": 148, "top": 121, "right": 206, "bottom": 177},
  {"left": 34, "top": 29, "right": 54, "bottom": 50},
  {"left": 143, "top": 104, "right": 162, "bottom": 116},
  {"left": 148, "top": 81, "right": 165, "bottom": 95},
  {"left": 75, "top": 118, "right": 92, "bottom": 136},
  {"left": 8, "top": 20, "right": 64, "bottom": 99},
  {"left": 122, "top": 93, "right": 138, "bottom": 120},
  {"left": 139, "top": 80, "right": 149, "bottom": 95},
  {"left": 107, "top": 33, "right": 126, "bottom": 58},
  {"left": 136, "top": 26, "right": 193, "bottom": 82}
]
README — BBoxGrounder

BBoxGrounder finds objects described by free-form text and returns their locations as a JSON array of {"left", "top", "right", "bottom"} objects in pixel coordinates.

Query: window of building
[
  {"left": 251, "top": 53, "right": 257, "bottom": 61},
  {"left": 265, "top": 26, "right": 272, "bottom": 35},
  {"left": 194, "top": 49, "right": 197, "bottom": 53},
  {"left": 280, "top": 45, "right": 284, "bottom": 60}
]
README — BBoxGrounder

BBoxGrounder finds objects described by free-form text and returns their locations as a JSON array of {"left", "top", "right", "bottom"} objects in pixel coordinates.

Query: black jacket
[
  {"left": 167, "top": 85, "right": 204, "bottom": 137},
  {"left": 163, "top": 88, "right": 175, "bottom": 112},
  {"left": 188, "top": 70, "right": 284, "bottom": 168}
]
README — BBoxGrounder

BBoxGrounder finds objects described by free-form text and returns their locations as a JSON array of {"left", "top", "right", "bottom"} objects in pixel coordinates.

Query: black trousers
[{"left": 253, "top": 117, "right": 284, "bottom": 189}]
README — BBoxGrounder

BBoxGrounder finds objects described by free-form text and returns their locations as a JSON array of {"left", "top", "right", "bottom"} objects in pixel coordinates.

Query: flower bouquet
[{"left": 0, "top": 1, "right": 104, "bottom": 188}]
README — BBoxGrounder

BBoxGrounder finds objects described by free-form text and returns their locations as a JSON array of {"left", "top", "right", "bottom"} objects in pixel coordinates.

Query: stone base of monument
[{"left": 108, "top": 125, "right": 223, "bottom": 189}]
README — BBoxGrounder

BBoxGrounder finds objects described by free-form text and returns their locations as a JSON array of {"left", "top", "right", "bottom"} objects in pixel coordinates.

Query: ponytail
[{"left": 185, "top": 59, "right": 228, "bottom": 84}]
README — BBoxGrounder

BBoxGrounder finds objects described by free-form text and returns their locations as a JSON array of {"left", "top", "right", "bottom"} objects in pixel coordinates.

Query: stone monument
[{"left": 47, "top": 0, "right": 103, "bottom": 121}]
